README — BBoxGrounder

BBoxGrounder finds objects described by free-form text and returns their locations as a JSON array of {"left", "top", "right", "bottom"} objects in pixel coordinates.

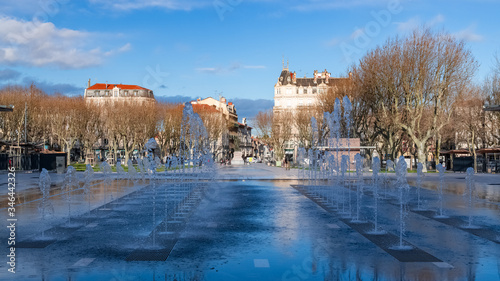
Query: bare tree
[
  {"left": 294, "top": 107, "right": 314, "bottom": 148},
  {"left": 156, "top": 103, "right": 183, "bottom": 157},
  {"left": 50, "top": 95, "right": 87, "bottom": 163},
  {"left": 355, "top": 29, "right": 478, "bottom": 170},
  {"left": 270, "top": 111, "right": 293, "bottom": 161},
  {"left": 80, "top": 103, "right": 103, "bottom": 164},
  {"left": 455, "top": 86, "right": 485, "bottom": 171},
  {"left": 254, "top": 109, "right": 273, "bottom": 141},
  {"left": 194, "top": 104, "right": 227, "bottom": 157}
]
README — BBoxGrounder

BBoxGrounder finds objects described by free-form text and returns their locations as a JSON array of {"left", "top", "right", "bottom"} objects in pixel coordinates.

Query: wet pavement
[{"left": 0, "top": 165, "right": 499, "bottom": 280}]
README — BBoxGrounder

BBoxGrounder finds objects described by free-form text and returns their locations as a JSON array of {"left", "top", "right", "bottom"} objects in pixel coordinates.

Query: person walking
[{"left": 284, "top": 157, "right": 289, "bottom": 170}]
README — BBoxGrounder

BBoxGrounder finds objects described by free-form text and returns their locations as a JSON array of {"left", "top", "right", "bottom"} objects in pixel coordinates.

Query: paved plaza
[{"left": 0, "top": 164, "right": 499, "bottom": 280}]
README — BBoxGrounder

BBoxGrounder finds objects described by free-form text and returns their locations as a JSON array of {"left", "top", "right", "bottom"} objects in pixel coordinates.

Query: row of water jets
[
  {"left": 37, "top": 103, "right": 217, "bottom": 245},
  {"left": 297, "top": 97, "right": 479, "bottom": 250},
  {"left": 300, "top": 149, "right": 478, "bottom": 250}
]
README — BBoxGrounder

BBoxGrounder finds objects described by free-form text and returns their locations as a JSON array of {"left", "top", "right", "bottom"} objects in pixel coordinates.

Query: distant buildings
[
  {"left": 191, "top": 96, "right": 253, "bottom": 161},
  {"left": 273, "top": 64, "right": 348, "bottom": 113},
  {"left": 84, "top": 79, "right": 155, "bottom": 106},
  {"left": 191, "top": 96, "right": 237, "bottom": 125},
  {"left": 273, "top": 63, "right": 350, "bottom": 161}
]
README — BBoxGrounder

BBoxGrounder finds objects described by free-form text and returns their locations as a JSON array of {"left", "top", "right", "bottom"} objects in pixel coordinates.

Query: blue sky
[{"left": 0, "top": 0, "right": 499, "bottom": 120}]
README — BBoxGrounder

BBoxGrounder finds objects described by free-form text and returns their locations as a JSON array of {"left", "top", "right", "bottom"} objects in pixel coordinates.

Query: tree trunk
[
  {"left": 435, "top": 133, "right": 442, "bottom": 170},
  {"left": 416, "top": 141, "right": 428, "bottom": 172},
  {"left": 472, "top": 130, "right": 477, "bottom": 173}
]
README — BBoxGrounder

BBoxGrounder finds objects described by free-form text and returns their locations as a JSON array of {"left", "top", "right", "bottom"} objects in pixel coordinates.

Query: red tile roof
[
  {"left": 238, "top": 122, "right": 252, "bottom": 129},
  {"left": 87, "top": 83, "right": 151, "bottom": 91},
  {"left": 191, "top": 103, "right": 220, "bottom": 113}
]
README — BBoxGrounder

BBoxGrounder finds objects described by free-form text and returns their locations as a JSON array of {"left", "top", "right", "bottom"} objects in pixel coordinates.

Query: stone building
[
  {"left": 191, "top": 96, "right": 252, "bottom": 161},
  {"left": 273, "top": 64, "right": 348, "bottom": 113},
  {"left": 84, "top": 79, "right": 155, "bottom": 106},
  {"left": 273, "top": 64, "right": 350, "bottom": 161}
]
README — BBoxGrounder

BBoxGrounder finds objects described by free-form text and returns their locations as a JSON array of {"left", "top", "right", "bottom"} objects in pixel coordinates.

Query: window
[
  {"left": 134, "top": 91, "right": 138, "bottom": 96},
  {"left": 296, "top": 88, "right": 299, "bottom": 94},
  {"left": 312, "top": 88, "right": 317, "bottom": 94},
  {"left": 303, "top": 88, "right": 307, "bottom": 94},
  {"left": 105, "top": 91, "right": 110, "bottom": 96}
]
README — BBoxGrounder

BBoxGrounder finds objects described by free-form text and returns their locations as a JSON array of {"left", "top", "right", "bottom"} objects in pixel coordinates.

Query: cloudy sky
[{"left": 0, "top": 0, "right": 498, "bottom": 119}]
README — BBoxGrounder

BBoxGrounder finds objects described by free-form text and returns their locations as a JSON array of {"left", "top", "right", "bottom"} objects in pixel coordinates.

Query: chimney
[
  {"left": 87, "top": 78, "right": 91, "bottom": 88},
  {"left": 313, "top": 70, "right": 318, "bottom": 83},
  {"left": 292, "top": 72, "right": 297, "bottom": 83}
]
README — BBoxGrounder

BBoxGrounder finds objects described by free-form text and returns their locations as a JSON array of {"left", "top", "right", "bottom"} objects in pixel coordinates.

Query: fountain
[
  {"left": 62, "top": 166, "right": 78, "bottom": 226},
  {"left": 369, "top": 157, "right": 385, "bottom": 234},
  {"left": 127, "top": 159, "right": 137, "bottom": 183},
  {"left": 384, "top": 159, "right": 394, "bottom": 198},
  {"left": 99, "top": 161, "right": 113, "bottom": 209},
  {"left": 435, "top": 163, "right": 448, "bottom": 218},
  {"left": 415, "top": 162, "right": 425, "bottom": 210},
  {"left": 144, "top": 138, "right": 159, "bottom": 247},
  {"left": 137, "top": 157, "right": 145, "bottom": 182},
  {"left": 391, "top": 156, "right": 412, "bottom": 250},
  {"left": 116, "top": 161, "right": 126, "bottom": 179},
  {"left": 464, "top": 167, "right": 478, "bottom": 229},
  {"left": 83, "top": 164, "right": 94, "bottom": 213},
  {"left": 38, "top": 168, "right": 53, "bottom": 238},
  {"left": 339, "top": 155, "right": 350, "bottom": 216},
  {"left": 351, "top": 153, "right": 365, "bottom": 223},
  {"left": 342, "top": 97, "right": 352, "bottom": 189}
]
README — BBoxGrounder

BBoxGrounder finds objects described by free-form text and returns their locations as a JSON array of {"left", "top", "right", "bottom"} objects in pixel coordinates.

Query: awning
[
  {"left": 0, "top": 105, "right": 14, "bottom": 112},
  {"left": 476, "top": 148, "right": 500, "bottom": 154},
  {"left": 440, "top": 149, "right": 470, "bottom": 155}
]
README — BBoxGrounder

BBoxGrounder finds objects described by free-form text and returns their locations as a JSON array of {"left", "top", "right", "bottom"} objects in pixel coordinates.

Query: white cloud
[
  {"left": 196, "top": 63, "right": 266, "bottom": 74},
  {"left": 196, "top": 67, "right": 218, "bottom": 73},
  {"left": 0, "top": 16, "right": 131, "bottom": 68},
  {"left": 427, "top": 14, "right": 444, "bottom": 27},
  {"left": 396, "top": 16, "right": 420, "bottom": 32},
  {"left": 396, "top": 14, "right": 446, "bottom": 32},
  {"left": 350, "top": 28, "right": 365, "bottom": 39},
  {"left": 88, "top": 0, "right": 210, "bottom": 11},
  {"left": 453, "top": 25, "right": 483, "bottom": 42},
  {"left": 326, "top": 37, "right": 341, "bottom": 47},
  {"left": 242, "top": 65, "right": 266, "bottom": 69},
  {"left": 291, "top": 0, "right": 395, "bottom": 12}
]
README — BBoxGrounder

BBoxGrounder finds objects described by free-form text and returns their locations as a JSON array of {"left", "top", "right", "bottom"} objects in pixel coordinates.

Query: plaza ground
[{"left": 0, "top": 163, "right": 499, "bottom": 280}]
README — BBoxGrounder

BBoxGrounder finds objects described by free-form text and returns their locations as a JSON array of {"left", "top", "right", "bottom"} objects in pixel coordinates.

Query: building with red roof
[{"left": 84, "top": 79, "right": 155, "bottom": 106}]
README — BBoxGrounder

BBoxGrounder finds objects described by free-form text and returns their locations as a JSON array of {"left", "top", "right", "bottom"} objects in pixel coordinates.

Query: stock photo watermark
[
  {"left": 22, "top": 0, "right": 69, "bottom": 39},
  {"left": 142, "top": 64, "right": 170, "bottom": 90},
  {"left": 340, "top": 0, "right": 403, "bottom": 63},
  {"left": 6, "top": 165, "right": 17, "bottom": 274},
  {"left": 213, "top": 0, "right": 243, "bottom": 21},
  {"left": 281, "top": 236, "right": 337, "bottom": 281}
]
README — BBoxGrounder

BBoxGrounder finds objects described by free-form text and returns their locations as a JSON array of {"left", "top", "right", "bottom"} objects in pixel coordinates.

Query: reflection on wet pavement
[{"left": 0, "top": 168, "right": 499, "bottom": 280}]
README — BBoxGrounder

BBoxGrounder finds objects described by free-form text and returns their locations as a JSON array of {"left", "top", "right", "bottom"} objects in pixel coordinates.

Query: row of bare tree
[
  {"left": 0, "top": 86, "right": 228, "bottom": 165},
  {"left": 254, "top": 29, "right": 500, "bottom": 171}
]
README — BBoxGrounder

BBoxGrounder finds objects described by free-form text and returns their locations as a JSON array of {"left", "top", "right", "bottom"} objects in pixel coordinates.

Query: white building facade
[{"left": 273, "top": 64, "right": 349, "bottom": 161}]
